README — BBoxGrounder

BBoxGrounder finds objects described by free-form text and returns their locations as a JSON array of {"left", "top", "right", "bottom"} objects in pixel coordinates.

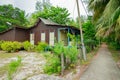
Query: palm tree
[{"left": 89, "top": 0, "right": 120, "bottom": 40}]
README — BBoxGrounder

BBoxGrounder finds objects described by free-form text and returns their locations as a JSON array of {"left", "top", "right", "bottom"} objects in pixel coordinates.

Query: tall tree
[
  {"left": 29, "top": 6, "right": 70, "bottom": 26},
  {"left": 88, "top": 0, "right": 109, "bottom": 22},
  {"left": 82, "top": 20, "right": 97, "bottom": 52},
  {"left": 89, "top": 0, "right": 120, "bottom": 40},
  {"left": 35, "top": 0, "right": 51, "bottom": 11},
  {"left": 0, "top": 4, "right": 28, "bottom": 32}
]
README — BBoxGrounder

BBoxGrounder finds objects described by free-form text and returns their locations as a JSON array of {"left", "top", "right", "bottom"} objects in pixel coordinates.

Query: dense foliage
[
  {"left": 1, "top": 41, "right": 21, "bottom": 52},
  {"left": 88, "top": 0, "right": 120, "bottom": 50},
  {"left": 28, "top": 6, "right": 70, "bottom": 26},
  {"left": 23, "top": 41, "right": 34, "bottom": 51},
  {"left": 44, "top": 54, "right": 61, "bottom": 74},
  {"left": 44, "top": 42, "right": 78, "bottom": 75},
  {"left": 0, "top": 4, "right": 28, "bottom": 32},
  {"left": 0, "top": 40, "right": 4, "bottom": 50},
  {"left": 36, "top": 42, "right": 48, "bottom": 52},
  {"left": 82, "top": 20, "right": 98, "bottom": 52},
  {"left": 0, "top": 41, "right": 36, "bottom": 52}
]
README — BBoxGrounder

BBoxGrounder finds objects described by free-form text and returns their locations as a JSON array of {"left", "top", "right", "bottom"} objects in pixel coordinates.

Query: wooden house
[
  {"left": 0, "top": 18, "right": 80, "bottom": 46},
  {"left": 29, "top": 18, "right": 80, "bottom": 45}
]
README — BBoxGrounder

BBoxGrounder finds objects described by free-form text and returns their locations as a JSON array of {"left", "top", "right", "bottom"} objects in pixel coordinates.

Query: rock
[
  {"left": 27, "top": 74, "right": 65, "bottom": 80},
  {"left": 13, "top": 53, "right": 46, "bottom": 80}
]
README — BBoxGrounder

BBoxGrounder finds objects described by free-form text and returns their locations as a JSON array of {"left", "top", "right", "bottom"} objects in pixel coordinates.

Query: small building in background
[{"left": 0, "top": 18, "right": 80, "bottom": 46}]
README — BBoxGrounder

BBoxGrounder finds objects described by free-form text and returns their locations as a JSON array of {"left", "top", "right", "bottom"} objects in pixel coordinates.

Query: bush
[
  {"left": 23, "top": 41, "right": 34, "bottom": 51},
  {"left": 64, "top": 46, "right": 78, "bottom": 64},
  {"left": 43, "top": 54, "right": 61, "bottom": 74},
  {"left": 86, "top": 46, "right": 91, "bottom": 53},
  {"left": 36, "top": 42, "right": 48, "bottom": 52},
  {"left": 109, "top": 42, "right": 120, "bottom": 50},
  {"left": 53, "top": 42, "right": 64, "bottom": 55},
  {"left": 8, "top": 56, "right": 22, "bottom": 80},
  {"left": 0, "top": 40, "right": 4, "bottom": 50},
  {"left": 1, "top": 41, "right": 21, "bottom": 52}
]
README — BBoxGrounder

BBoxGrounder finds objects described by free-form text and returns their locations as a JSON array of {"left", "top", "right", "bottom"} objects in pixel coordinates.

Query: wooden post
[
  {"left": 61, "top": 53, "right": 64, "bottom": 76},
  {"left": 76, "top": 0, "right": 87, "bottom": 61}
]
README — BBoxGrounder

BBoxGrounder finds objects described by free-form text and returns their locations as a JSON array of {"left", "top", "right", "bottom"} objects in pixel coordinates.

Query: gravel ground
[
  {"left": 80, "top": 44, "right": 120, "bottom": 80},
  {"left": 0, "top": 52, "right": 65, "bottom": 80}
]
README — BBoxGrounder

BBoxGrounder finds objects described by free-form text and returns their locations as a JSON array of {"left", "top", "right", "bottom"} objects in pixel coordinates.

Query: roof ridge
[{"left": 39, "top": 17, "right": 60, "bottom": 26}]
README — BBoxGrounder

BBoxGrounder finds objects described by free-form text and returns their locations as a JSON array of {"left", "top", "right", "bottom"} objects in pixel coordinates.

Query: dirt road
[{"left": 80, "top": 44, "right": 120, "bottom": 80}]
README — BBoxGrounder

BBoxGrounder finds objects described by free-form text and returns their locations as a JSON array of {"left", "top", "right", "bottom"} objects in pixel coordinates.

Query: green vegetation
[
  {"left": 36, "top": 42, "right": 48, "bottom": 52},
  {"left": 111, "top": 50, "right": 120, "bottom": 62},
  {"left": 1, "top": 41, "right": 21, "bottom": 53},
  {"left": 64, "top": 46, "right": 78, "bottom": 64},
  {"left": 29, "top": 6, "right": 70, "bottom": 26},
  {"left": 23, "top": 41, "right": 34, "bottom": 51},
  {"left": 88, "top": 0, "right": 120, "bottom": 50},
  {"left": 44, "top": 54, "right": 61, "bottom": 74},
  {"left": 8, "top": 56, "right": 22, "bottom": 80},
  {"left": 82, "top": 20, "right": 98, "bottom": 52},
  {"left": 44, "top": 42, "right": 78, "bottom": 75},
  {"left": 0, "top": 53, "right": 20, "bottom": 59},
  {"left": 0, "top": 4, "right": 28, "bottom": 32},
  {"left": 0, "top": 40, "right": 4, "bottom": 50}
]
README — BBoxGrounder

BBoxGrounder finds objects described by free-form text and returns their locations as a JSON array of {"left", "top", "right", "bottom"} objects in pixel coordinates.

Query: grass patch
[
  {"left": 8, "top": 56, "right": 22, "bottom": 80},
  {"left": 0, "top": 53, "right": 21, "bottom": 59},
  {"left": 0, "top": 64, "right": 9, "bottom": 75},
  {"left": 110, "top": 50, "right": 120, "bottom": 62}
]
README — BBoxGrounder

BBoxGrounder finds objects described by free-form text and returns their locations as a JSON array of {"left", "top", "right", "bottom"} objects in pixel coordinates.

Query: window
[
  {"left": 30, "top": 32, "right": 34, "bottom": 45},
  {"left": 49, "top": 32, "right": 54, "bottom": 46},
  {"left": 41, "top": 32, "right": 45, "bottom": 42}
]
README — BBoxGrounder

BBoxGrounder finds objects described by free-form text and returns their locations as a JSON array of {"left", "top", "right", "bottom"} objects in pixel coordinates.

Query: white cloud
[
  {"left": 0, "top": 0, "right": 15, "bottom": 5},
  {"left": 14, "top": 0, "right": 36, "bottom": 14}
]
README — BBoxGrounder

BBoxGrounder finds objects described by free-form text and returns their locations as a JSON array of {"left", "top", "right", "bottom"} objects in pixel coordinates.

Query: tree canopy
[
  {"left": 0, "top": 4, "right": 28, "bottom": 32},
  {"left": 88, "top": 0, "right": 120, "bottom": 40},
  {"left": 35, "top": 0, "right": 51, "bottom": 11},
  {"left": 88, "top": 0, "right": 120, "bottom": 50},
  {"left": 28, "top": 6, "right": 70, "bottom": 26}
]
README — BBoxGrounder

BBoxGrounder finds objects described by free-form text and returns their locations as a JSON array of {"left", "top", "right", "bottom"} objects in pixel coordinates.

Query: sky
[{"left": 0, "top": 0, "right": 87, "bottom": 19}]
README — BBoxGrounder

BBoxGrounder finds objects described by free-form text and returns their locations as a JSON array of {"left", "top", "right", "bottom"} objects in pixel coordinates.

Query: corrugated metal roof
[{"left": 40, "top": 18, "right": 60, "bottom": 26}]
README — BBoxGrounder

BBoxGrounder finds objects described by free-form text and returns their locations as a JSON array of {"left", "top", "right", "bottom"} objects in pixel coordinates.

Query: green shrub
[
  {"left": 1, "top": 41, "right": 21, "bottom": 52},
  {"left": 0, "top": 40, "right": 4, "bottom": 50},
  {"left": 23, "top": 41, "right": 34, "bottom": 51},
  {"left": 64, "top": 46, "right": 78, "bottom": 64},
  {"left": 53, "top": 42, "right": 64, "bottom": 55},
  {"left": 8, "top": 56, "right": 22, "bottom": 80},
  {"left": 109, "top": 42, "right": 120, "bottom": 50},
  {"left": 86, "top": 46, "right": 91, "bottom": 53},
  {"left": 43, "top": 54, "right": 61, "bottom": 74},
  {"left": 43, "top": 42, "right": 79, "bottom": 75},
  {"left": 36, "top": 42, "right": 48, "bottom": 52}
]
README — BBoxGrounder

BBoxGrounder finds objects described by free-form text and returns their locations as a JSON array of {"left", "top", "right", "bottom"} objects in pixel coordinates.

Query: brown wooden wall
[
  {"left": 0, "top": 29, "right": 15, "bottom": 41},
  {"left": 0, "top": 27, "right": 29, "bottom": 42},
  {"left": 29, "top": 21, "right": 62, "bottom": 45},
  {"left": 15, "top": 28, "right": 29, "bottom": 42}
]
